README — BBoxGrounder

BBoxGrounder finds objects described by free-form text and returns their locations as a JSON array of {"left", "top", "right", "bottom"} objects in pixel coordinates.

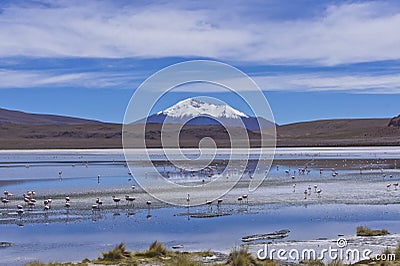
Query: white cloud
[
  {"left": 0, "top": 1, "right": 400, "bottom": 65},
  {"left": 254, "top": 73, "right": 400, "bottom": 94},
  {"left": 0, "top": 69, "right": 140, "bottom": 89},
  {"left": 2, "top": 68, "right": 399, "bottom": 94}
]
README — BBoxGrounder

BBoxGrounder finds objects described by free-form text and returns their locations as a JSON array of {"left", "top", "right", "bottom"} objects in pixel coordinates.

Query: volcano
[{"left": 134, "top": 98, "right": 275, "bottom": 130}]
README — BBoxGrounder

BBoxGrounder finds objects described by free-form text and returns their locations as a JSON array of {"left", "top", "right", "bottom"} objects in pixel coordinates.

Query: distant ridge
[
  {"left": 0, "top": 107, "right": 102, "bottom": 125},
  {"left": 0, "top": 106, "right": 399, "bottom": 149},
  {"left": 276, "top": 117, "right": 399, "bottom": 146}
]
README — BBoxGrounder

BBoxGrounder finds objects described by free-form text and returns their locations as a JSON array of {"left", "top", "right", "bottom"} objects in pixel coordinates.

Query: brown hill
[
  {"left": 0, "top": 124, "right": 122, "bottom": 149},
  {"left": 0, "top": 107, "right": 399, "bottom": 149},
  {"left": 0, "top": 123, "right": 263, "bottom": 149},
  {"left": 0, "top": 107, "right": 101, "bottom": 125},
  {"left": 123, "top": 123, "right": 263, "bottom": 148},
  {"left": 276, "top": 118, "right": 400, "bottom": 146}
]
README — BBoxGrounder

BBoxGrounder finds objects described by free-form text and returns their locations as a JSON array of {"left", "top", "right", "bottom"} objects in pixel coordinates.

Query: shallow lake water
[
  {"left": 1, "top": 148, "right": 400, "bottom": 265},
  {"left": 1, "top": 203, "right": 400, "bottom": 265}
]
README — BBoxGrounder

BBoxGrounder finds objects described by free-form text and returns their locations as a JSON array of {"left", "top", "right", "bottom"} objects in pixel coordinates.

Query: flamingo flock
[
  {"left": 1, "top": 160, "right": 400, "bottom": 225},
  {"left": 387, "top": 182, "right": 399, "bottom": 191},
  {"left": 280, "top": 161, "right": 400, "bottom": 201},
  {"left": 0, "top": 187, "right": 142, "bottom": 221}
]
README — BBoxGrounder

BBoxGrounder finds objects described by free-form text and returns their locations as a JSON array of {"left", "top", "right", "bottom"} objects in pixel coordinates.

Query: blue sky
[{"left": 0, "top": 0, "right": 400, "bottom": 125}]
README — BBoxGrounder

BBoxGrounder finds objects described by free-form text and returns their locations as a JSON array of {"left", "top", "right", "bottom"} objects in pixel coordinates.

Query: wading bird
[
  {"left": 146, "top": 201, "right": 152, "bottom": 208},
  {"left": 92, "top": 204, "right": 100, "bottom": 213},
  {"left": 217, "top": 198, "right": 223, "bottom": 212},
  {"left": 1, "top": 198, "right": 9, "bottom": 207},
  {"left": 4, "top": 191, "right": 13, "bottom": 198},
  {"left": 217, "top": 198, "right": 223, "bottom": 206},
  {"left": 242, "top": 195, "right": 248, "bottom": 204},
  {"left": 17, "top": 208, "right": 24, "bottom": 217},
  {"left": 23, "top": 197, "right": 30, "bottom": 206},
  {"left": 237, "top": 196, "right": 243, "bottom": 204},
  {"left": 206, "top": 200, "right": 212, "bottom": 212},
  {"left": 146, "top": 200, "right": 152, "bottom": 219},
  {"left": 125, "top": 195, "right": 135, "bottom": 206},
  {"left": 112, "top": 196, "right": 121, "bottom": 207},
  {"left": 96, "top": 198, "right": 103, "bottom": 208},
  {"left": 28, "top": 200, "right": 35, "bottom": 210}
]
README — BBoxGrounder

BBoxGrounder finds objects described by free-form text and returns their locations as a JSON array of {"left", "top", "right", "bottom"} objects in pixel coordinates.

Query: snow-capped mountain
[
  {"left": 134, "top": 98, "right": 274, "bottom": 130},
  {"left": 158, "top": 98, "right": 249, "bottom": 119}
]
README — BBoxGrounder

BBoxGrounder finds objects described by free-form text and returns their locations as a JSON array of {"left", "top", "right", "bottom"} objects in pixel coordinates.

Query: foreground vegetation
[
  {"left": 24, "top": 241, "right": 275, "bottom": 266},
  {"left": 23, "top": 239, "right": 400, "bottom": 266},
  {"left": 356, "top": 226, "right": 390, "bottom": 237}
]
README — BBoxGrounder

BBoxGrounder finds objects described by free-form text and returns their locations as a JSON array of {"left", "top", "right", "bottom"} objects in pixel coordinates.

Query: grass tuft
[
  {"left": 227, "top": 246, "right": 257, "bottom": 266},
  {"left": 300, "top": 260, "right": 325, "bottom": 266},
  {"left": 24, "top": 262, "right": 87, "bottom": 266},
  {"left": 98, "top": 243, "right": 131, "bottom": 262},
  {"left": 394, "top": 242, "right": 400, "bottom": 261},
  {"left": 147, "top": 240, "right": 169, "bottom": 257},
  {"left": 356, "top": 226, "right": 389, "bottom": 236},
  {"left": 134, "top": 240, "right": 170, "bottom": 259},
  {"left": 257, "top": 258, "right": 276, "bottom": 266},
  {"left": 166, "top": 253, "right": 200, "bottom": 266},
  {"left": 326, "top": 259, "right": 345, "bottom": 266}
]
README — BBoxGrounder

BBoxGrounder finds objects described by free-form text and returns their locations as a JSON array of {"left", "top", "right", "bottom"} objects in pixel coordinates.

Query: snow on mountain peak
[{"left": 157, "top": 98, "right": 249, "bottom": 119}]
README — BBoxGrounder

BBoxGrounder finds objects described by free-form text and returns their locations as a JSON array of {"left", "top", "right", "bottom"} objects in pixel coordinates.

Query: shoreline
[
  {"left": 1, "top": 144, "right": 400, "bottom": 151},
  {"left": 3, "top": 233, "right": 399, "bottom": 265},
  {"left": 2, "top": 192, "right": 400, "bottom": 264}
]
